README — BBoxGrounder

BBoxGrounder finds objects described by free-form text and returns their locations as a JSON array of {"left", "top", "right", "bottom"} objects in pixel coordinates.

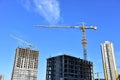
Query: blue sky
[{"left": 0, "top": 0, "right": 120, "bottom": 80}]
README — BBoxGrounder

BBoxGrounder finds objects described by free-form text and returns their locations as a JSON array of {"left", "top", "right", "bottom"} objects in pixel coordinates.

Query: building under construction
[
  {"left": 11, "top": 47, "right": 39, "bottom": 80},
  {"left": 101, "top": 41, "right": 119, "bottom": 80},
  {"left": 46, "top": 54, "right": 94, "bottom": 80}
]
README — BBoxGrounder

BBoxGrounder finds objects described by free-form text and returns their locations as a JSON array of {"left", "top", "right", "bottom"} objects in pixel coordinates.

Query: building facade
[
  {"left": 101, "top": 41, "right": 119, "bottom": 80},
  {"left": 46, "top": 54, "right": 94, "bottom": 80},
  {"left": 11, "top": 47, "right": 39, "bottom": 80},
  {"left": 0, "top": 75, "right": 4, "bottom": 80}
]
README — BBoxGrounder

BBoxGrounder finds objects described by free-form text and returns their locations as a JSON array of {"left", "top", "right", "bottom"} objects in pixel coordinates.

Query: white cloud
[{"left": 19, "top": 0, "right": 61, "bottom": 24}]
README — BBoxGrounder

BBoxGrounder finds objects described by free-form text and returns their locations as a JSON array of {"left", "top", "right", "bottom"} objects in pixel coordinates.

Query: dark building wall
[{"left": 46, "top": 54, "right": 94, "bottom": 80}]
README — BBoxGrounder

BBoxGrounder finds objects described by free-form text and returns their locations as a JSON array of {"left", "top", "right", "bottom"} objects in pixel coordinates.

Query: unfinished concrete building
[
  {"left": 11, "top": 47, "right": 39, "bottom": 80},
  {"left": 101, "top": 41, "right": 119, "bottom": 80},
  {"left": 46, "top": 54, "right": 94, "bottom": 80}
]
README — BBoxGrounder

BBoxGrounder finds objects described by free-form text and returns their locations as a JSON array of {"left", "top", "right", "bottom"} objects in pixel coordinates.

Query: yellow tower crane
[
  {"left": 36, "top": 22, "right": 97, "bottom": 60},
  {"left": 10, "top": 34, "right": 34, "bottom": 48},
  {"left": 80, "top": 22, "right": 97, "bottom": 60}
]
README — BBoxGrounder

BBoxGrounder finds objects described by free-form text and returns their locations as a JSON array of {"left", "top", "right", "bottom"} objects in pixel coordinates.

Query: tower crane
[
  {"left": 36, "top": 22, "right": 97, "bottom": 60},
  {"left": 94, "top": 72, "right": 102, "bottom": 80},
  {"left": 10, "top": 34, "right": 34, "bottom": 48},
  {"left": 36, "top": 22, "right": 97, "bottom": 80}
]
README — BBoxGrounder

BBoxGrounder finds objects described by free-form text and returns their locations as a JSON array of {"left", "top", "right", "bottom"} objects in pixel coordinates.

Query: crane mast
[
  {"left": 80, "top": 23, "right": 97, "bottom": 60},
  {"left": 80, "top": 23, "right": 87, "bottom": 60}
]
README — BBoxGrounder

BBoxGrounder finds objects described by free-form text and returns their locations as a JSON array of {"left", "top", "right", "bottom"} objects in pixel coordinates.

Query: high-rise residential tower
[
  {"left": 101, "top": 41, "right": 119, "bottom": 80},
  {"left": 0, "top": 75, "right": 4, "bottom": 80},
  {"left": 46, "top": 54, "right": 94, "bottom": 80},
  {"left": 11, "top": 47, "right": 39, "bottom": 80}
]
